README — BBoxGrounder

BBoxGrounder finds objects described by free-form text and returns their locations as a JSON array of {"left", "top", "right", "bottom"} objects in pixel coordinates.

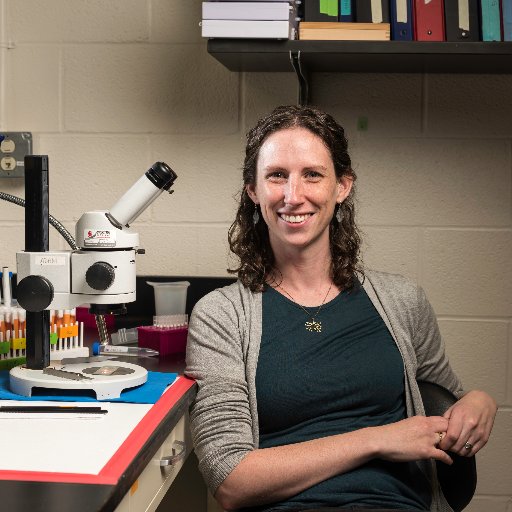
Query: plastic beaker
[{"left": 146, "top": 281, "right": 190, "bottom": 316}]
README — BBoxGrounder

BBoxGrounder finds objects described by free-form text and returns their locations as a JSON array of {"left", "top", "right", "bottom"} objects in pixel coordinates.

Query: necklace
[{"left": 276, "top": 282, "right": 333, "bottom": 333}]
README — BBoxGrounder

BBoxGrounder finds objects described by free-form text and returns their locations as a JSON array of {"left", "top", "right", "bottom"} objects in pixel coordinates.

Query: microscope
[{"left": 10, "top": 156, "right": 177, "bottom": 399}]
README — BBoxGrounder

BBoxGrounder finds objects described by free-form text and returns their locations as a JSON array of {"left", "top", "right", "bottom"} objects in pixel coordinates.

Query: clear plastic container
[
  {"left": 146, "top": 281, "right": 190, "bottom": 316},
  {"left": 111, "top": 327, "right": 139, "bottom": 345}
]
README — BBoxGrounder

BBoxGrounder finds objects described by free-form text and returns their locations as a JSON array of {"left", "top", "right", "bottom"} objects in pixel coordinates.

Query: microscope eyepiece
[
  {"left": 106, "top": 161, "right": 178, "bottom": 228},
  {"left": 146, "top": 162, "right": 177, "bottom": 191}
]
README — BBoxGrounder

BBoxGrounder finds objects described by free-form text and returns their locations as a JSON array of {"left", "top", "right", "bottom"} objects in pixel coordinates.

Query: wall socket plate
[{"left": 0, "top": 132, "right": 33, "bottom": 178}]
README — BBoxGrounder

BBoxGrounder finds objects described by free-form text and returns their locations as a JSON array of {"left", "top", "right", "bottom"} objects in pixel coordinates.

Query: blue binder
[
  {"left": 480, "top": 0, "right": 502, "bottom": 40},
  {"left": 390, "top": 0, "right": 414, "bottom": 40},
  {"left": 340, "top": 0, "right": 355, "bottom": 21},
  {"left": 503, "top": 0, "right": 512, "bottom": 40}
]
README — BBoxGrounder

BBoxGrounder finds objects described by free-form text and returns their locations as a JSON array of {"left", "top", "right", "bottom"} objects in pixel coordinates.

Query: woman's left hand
[{"left": 439, "top": 390, "right": 497, "bottom": 456}]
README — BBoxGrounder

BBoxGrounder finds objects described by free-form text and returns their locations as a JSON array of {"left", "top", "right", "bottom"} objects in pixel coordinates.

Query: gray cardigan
[{"left": 185, "top": 270, "right": 464, "bottom": 512}]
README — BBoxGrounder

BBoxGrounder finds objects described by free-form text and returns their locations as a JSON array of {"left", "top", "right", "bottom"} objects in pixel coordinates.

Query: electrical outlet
[{"left": 0, "top": 132, "right": 32, "bottom": 178}]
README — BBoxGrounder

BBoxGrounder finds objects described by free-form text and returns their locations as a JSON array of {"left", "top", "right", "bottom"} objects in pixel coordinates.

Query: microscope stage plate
[{"left": 9, "top": 361, "right": 148, "bottom": 400}]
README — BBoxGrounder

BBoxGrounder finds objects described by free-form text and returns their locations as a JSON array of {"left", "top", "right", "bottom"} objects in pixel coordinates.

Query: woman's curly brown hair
[{"left": 228, "top": 105, "right": 362, "bottom": 292}]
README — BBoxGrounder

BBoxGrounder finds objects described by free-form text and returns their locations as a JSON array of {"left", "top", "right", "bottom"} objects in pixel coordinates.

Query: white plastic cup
[{"left": 146, "top": 281, "right": 190, "bottom": 316}]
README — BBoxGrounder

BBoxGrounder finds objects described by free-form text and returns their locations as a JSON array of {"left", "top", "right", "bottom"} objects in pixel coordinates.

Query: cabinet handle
[{"left": 160, "top": 440, "right": 186, "bottom": 467}]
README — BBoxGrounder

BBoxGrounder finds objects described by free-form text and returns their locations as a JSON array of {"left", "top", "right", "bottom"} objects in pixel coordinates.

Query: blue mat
[{"left": 0, "top": 370, "right": 177, "bottom": 404}]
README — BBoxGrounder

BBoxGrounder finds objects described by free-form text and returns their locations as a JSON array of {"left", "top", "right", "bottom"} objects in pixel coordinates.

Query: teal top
[
  {"left": 253, "top": 282, "right": 431, "bottom": 511},
  {"left": 186, "top": 270, "right": 464, "bottom": 512}
]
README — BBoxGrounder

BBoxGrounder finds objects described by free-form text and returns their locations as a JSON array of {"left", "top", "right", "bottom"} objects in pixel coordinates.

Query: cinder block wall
[{"left": 0, "top": 1, "right": 510, "bottom": 510}]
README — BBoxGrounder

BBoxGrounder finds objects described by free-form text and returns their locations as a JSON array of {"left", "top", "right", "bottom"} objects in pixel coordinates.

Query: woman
[{"left": 185, "top": 105, "right": 496, "bottom": 512}]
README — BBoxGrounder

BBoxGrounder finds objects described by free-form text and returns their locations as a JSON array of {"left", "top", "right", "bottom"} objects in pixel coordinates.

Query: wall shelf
[
  {"left": 207, "top": 40, "right": 512, "bottom": 73},
  {"left": 207, "top": 40, "right": 512, "bottom": 104}
]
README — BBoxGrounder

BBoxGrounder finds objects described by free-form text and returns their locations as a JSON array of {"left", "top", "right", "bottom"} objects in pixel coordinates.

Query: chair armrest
[{"left": 417, "top": 381, "right": 477, "bottom": 512}]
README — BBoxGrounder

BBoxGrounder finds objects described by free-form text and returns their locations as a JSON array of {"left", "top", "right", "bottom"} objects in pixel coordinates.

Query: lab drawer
[{"left": 127, "top": 413, "right": 191, "bottom": 512}]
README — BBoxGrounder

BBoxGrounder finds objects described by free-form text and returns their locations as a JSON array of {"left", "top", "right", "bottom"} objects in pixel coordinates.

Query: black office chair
[{"left": 418, "top": 381, "right": 477, "bottom": 512}]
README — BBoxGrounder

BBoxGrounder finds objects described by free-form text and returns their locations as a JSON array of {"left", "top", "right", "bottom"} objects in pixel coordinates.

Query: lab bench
[{"left": 0, "top": 360, "right": 197, "bottom": 512}]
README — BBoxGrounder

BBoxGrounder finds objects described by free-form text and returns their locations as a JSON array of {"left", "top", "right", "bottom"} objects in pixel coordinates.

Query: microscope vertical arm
[{"left": 23, "top": 155, "right": 52, "bottom": 369}]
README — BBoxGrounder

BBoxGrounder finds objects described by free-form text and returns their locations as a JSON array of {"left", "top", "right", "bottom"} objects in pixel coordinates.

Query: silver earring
[
  {"left": 336, "top": 203, "right": 343, "bottom": 223},
  {"left": 253, "top": 205, "right": 260, "bottom": 225}
]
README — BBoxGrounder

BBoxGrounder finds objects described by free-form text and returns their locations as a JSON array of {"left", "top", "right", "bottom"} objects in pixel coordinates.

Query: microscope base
[{"left": 9, "top": 361, "right": 148, "bottom": 400}]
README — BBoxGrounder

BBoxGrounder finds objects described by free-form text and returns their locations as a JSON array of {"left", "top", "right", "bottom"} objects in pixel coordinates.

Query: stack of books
[{"left": 201, "top": 1, "right": 300, "bottom": 39}]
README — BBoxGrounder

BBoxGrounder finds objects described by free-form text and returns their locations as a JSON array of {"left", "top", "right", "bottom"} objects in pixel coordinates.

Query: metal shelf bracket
[{"left": 289, "top": 51, "right": 309, "bottom": 106}]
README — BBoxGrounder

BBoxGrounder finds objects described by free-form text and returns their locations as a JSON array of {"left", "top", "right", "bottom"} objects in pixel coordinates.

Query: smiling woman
[
  {"left": 229, "top": 105, "right": 361, "bottom": 297},
  {"left": 246, "top": 127, "right": 352, "bottom": 282},
  {"left": 185, "top": 105, "right": 497, "bottom": 512}
]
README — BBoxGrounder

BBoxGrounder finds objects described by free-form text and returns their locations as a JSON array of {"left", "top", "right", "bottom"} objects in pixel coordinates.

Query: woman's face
[{"left": 247, "top": 127, "right": 352, "bottom": 255}]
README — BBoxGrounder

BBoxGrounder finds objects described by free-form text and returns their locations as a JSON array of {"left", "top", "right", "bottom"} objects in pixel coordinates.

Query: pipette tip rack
[{"left": 0, "top": 321, "right": 88, "bottom": 371}]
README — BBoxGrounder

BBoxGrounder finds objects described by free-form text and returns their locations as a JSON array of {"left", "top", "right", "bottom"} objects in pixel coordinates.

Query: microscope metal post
[
  {"left": 11, "top": 156, "right": 177, "bottom": 399},
  {"left": 23, "top": 156, "right": 51, "bottom": 369}
]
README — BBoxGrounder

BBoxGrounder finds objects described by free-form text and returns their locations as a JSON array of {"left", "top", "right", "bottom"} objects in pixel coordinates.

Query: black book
[
  {"left": 444, "top": 0, "right": 480, "bottom": 41},
  {"left": 356, "top": 0, "right": 390, "bottom": 22},
  {"left": 304, "top": 0, "right": 339, "bottom": 21}
]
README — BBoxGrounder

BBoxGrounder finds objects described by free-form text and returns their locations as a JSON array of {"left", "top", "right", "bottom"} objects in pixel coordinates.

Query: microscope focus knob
[
  {"left": 16, "top": 275, "right": 54, "bottom": 312},
  {"left": 85, "top": 261, "right": 115, "bottom": 291}
]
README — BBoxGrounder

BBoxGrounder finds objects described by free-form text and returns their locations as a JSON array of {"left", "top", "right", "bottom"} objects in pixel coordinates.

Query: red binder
[{"left": 414, "top": 0, "right": 446, "bottom": 40}]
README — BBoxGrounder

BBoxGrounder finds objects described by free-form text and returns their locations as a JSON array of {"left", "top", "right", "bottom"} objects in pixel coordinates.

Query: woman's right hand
[{"left": 374, "top": 416, "right": 453, "bottom": 465}]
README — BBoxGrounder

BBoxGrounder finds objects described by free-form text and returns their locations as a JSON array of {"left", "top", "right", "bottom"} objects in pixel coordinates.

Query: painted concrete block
[
  {"left": 0, "top": 180, "right": 25, "bottom": 222},
  {"left": 0, "top": 225, "right": 24, "bottom": 269},
  {"left": 464, "top": 497, "right": 508, "bottom": 512},
  {"left": 423, "top": 229, "right": 512, "bottom": 317},
  {"left": 314, "top": 73, "right": 423, "bottom": 139},
  {"left": 63, "top": 44, "right": 239, "bottom": 135},
  {"left": 151, "top": 0, "right": 203, "bottom": 43},
  {"left": 426, "top": 74, "right": 512, "bottom": 137},
  {"left": 6, "top": 0, "right": 148, "bottom": 42},
  {"left": 352, "top": 138, "right": 510, "bottom": 227},
  {"left": 473, "top": 410, "right": 512, "bottom": 495},
  {"left": 137, "top": 224, "right": 232, "bottom": 276},
  {"left": 243, "top": 73, "right": 298, "bottom": 133},
  {"left": 359, "top": 226, "right": 419, "bottom": 281},
  {"left": 438, "top": 319, "right": 509, "bottom": 404},
  {"left": 4, "top": 46, "right": 60, "bottom": 131}
]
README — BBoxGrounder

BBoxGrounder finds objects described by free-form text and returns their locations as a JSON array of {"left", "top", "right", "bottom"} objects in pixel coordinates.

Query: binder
[
  {"left": 390, "top": 0, "right": 414, "bottom": 39},
  {"left": 340, "top": 0, "right": 355, "bottom": 21},
  {"left": 356, "top": 0, "right": 391, "bottom": 22},
  {"left": 305, "top": 0, "right": 339, "bottom": 21},
  {"left": 414, "top": 0, "right": 445, "bottom": 40},
  {"left": 480, "top": 0, "right": 502, "bottom": 40},
  {"left": 503, "top": 0, "right": 512, "bottom": 40},
  {"left": 444, "top": 0, "right": 480, "bottom": 41}
]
